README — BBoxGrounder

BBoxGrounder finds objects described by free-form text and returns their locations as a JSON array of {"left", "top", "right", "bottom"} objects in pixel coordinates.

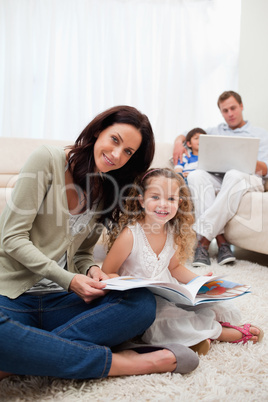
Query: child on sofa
[
  {"left": 102, "top": 168, "right": 264, "bottom": 354},
  {"left": 174, "top": 127, "right": 206, "bottom": 179}
]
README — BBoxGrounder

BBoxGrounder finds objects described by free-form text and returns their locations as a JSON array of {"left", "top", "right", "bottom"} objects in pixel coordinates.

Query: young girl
[{"left": 102, "top": 168, "right": 264, "bottom": 352}]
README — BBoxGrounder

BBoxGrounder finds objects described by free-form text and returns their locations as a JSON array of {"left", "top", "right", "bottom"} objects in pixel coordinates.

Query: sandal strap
[{"left": 219, "top": 322, "right": 253, "bottom": 344}]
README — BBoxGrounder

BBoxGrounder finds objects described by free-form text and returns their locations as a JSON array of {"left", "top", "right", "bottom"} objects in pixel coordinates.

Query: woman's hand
[{"left": 69, "top": 269, "right": 109, "bottom": 303}]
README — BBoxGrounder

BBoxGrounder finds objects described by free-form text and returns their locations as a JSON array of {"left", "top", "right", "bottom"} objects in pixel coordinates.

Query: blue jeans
[{"left": 0, "top": 289, "right": 156, "bottom": 379}]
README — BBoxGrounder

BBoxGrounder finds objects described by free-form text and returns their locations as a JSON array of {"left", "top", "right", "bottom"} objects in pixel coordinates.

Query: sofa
[{"left": 0, "top": 137, "right": 267, "bottom": 255}]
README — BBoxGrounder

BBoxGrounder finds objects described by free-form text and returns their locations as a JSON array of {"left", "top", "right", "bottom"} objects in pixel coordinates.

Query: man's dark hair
[{"left": 217, "top": 91, "right": 242, "bottom": 108}]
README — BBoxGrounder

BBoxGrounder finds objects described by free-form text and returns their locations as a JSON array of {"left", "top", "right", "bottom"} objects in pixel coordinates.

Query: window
[{"left": 0, "top": 0, "right": 241, "bottom": 141}]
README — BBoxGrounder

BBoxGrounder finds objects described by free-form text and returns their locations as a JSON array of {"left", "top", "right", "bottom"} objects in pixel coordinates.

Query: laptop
[{"left": 197, "top": 135, "right": 260, "bottom": 174}]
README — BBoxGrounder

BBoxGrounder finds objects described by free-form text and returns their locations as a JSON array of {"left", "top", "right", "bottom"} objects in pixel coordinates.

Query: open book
[{"left": 103, "top": 275, "right": 251, "bottom": 306}]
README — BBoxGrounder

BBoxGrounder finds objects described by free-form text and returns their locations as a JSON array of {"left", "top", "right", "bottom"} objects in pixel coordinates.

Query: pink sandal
[{"left": 220, "top": 321, "right": 264, "bottom": 344}]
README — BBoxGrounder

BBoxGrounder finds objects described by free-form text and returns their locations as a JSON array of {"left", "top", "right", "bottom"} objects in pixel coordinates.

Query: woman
[{"left": 0, "top": 105, "right": 199, "bottom": 380}]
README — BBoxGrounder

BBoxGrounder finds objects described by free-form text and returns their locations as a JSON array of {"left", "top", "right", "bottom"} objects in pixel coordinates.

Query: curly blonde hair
[{"left": 107, "top": 168, "right": 196, "bottom": 264}]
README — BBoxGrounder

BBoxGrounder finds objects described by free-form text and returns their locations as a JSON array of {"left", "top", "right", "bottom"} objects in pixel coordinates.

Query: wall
[{"left": 239, "top": 0, "right": 268, "bottom": 131}]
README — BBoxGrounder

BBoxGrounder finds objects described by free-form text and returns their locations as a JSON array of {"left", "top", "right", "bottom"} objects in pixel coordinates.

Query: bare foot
[
  {"left": 0, "top": 371, "right": 12, "bottom": 380},
  {"left": 108, "top": 349, "right": 177, "bottom": 376},
  {"left": 217, "top": 325, "right": 262, "bottom": 344}
]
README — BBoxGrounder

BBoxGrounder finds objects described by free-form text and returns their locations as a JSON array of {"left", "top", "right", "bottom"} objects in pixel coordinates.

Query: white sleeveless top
[{"left": 118, "top": 223, "right": 179, "bottom": 284}]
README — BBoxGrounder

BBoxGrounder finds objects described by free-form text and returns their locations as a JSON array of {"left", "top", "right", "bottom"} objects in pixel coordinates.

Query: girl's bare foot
[
  {"left": 108, "top": 349, "right": 177, "bottom": 376},
  {"left": 0, "top": 371, "right": 12, "bottom": 380},
  {"left": 217, "top": 324, "right": 263, "bottom": 344}
]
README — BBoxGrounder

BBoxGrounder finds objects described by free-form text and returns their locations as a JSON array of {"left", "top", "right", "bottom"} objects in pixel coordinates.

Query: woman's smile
[{"left": 102, "top": 153, "right": 115, "bottom": 167}]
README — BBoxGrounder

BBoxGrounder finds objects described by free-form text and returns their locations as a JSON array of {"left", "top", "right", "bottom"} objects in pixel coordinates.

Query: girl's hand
[
  {"left": 69, "top": 273, "right": 108, "bottom": 303},
  {"left": 108, "top": 273, "right": 119, "bottom": 278},
  {"left": 87, "top": 265, "right": 110, "bottom": 281},
  {"left": 206, "top": 272, "right": 213, "bottom": 276}
]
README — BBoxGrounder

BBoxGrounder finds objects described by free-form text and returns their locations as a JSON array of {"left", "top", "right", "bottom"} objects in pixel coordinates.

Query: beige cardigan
[{"left": 0, "top": 145, "right": 103, "bottom": 299}]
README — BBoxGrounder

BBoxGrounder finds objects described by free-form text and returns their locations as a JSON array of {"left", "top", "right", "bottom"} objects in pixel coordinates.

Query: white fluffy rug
[{"left": 1, "top": 259, "right": 268, "bottom": 402}]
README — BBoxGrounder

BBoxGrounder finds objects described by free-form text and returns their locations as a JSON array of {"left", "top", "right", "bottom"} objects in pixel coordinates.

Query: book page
[{"left": 103, "top": 275, "right": 251, "bottom": 306}]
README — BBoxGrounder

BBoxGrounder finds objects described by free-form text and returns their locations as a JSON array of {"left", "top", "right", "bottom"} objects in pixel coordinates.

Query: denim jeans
[{"left": 0, "top": 289, "right": 156, "bottom": 379}]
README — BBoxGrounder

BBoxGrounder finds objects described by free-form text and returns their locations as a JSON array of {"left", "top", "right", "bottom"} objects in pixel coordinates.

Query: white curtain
[{"left": 0, "top": 0, "right": 241, "bottom": 142}]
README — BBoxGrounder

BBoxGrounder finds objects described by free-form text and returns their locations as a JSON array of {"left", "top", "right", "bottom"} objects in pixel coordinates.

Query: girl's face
[
  {"left": 94, "top": 123, "right": 142, "bottom": 173},
  {"left": 139, "top": 176, "right": 180, "bottom": 225}
]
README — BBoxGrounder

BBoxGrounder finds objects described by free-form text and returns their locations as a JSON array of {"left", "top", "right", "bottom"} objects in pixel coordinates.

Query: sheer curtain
[{"left": 0, "top": 0, "right": 241, "bottom": 142}]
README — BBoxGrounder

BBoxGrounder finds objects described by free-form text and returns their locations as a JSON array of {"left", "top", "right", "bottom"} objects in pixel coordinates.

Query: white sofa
[{"left": 0, "top": 137, "right": 267, "bottom": 255}]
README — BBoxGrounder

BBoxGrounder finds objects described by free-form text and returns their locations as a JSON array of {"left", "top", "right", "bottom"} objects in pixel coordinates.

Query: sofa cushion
[
  {"left": 224, "top": 191, "right": 268, "bottom": 254},
  {"left": 151, "top": 142, "right": 173, "bottom": 168},
  {"left": 0, "top": 137, "right": 69, "bottom": 215}
]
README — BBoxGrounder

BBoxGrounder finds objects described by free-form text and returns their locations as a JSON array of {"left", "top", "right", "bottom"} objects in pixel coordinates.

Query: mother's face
[{"left": 94, "top": 123, "right": 142, "bottom": 173}]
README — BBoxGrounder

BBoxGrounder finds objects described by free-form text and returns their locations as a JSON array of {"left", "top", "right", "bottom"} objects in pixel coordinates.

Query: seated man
[{"left": 173, "top": 91, "right": 268, "bottom": 266}]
